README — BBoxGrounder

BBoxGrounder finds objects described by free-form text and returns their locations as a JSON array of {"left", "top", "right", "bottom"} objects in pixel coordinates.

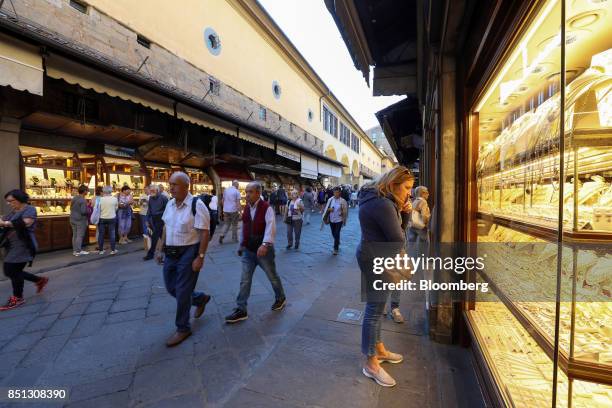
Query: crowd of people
[{"left": 0, "top": 168, "right": 432, "bottom": 390}]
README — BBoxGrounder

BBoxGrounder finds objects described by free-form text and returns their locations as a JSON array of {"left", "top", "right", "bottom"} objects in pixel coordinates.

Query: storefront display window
[
  {"left": 21, "top": 146, "right": 81, "bottom": 216},
  {"left": 467, "top": 0, "right": 612, "bottom": 406},
  {"left": 185, "top": 167, "right": 213, "bottom": 195}
]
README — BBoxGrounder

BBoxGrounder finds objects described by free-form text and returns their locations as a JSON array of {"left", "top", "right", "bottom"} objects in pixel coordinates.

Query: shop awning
[
  {"left": 318, "top": 160, "right": 342, "bottom": 178},
  {"left": 239, "top": 128, "right": 275, "bottom": 150},
  {"left": 46, "top": 54, "right": 174, "bottom": 115},
  {"left": 300, "top": 154, "right": 318, "bottom": 179},
  {"left": 0, "top": 33, "right": 43, "bottom": 96},
  {"left": 276, "top": 143, "right": 300, "bottom": 162},
  {"left": 214, "top": 163, "right": 253, "bottom": 182},
  {"left": 176, "top": 103, "right": 238, "bottom": 137}
]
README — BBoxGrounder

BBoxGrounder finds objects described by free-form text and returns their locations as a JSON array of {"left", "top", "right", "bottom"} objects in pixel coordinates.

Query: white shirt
[
  {"left": 329, "top": 197, "right": 343, "bottom": 223},
  {"left": 162, "top": 193, "right": 210, "bottom": 246},
  {"left": 248, "top": 199, "right": 276, "bottom": 245},
  {"left": 209, "top": 195, "right": 218, "bottom": 211},
  {"left": 223, "top": 186, "right": 242, "bottom": 213},
  {"left": 99, "top": 196, "right": 118, "bottom": 219}
]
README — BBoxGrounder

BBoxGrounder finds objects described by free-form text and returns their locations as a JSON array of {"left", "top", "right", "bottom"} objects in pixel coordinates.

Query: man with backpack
[{"left": 154, "top": 172, "right": 211, "bottom": 347}]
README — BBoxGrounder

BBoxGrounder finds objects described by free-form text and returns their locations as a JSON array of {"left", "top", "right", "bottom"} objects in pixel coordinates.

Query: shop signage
[
  {"left": 301, "top": 154, "right": 318, "bottom": 179},
  {"left": 104, "top": 145, "right": 136, "bottom": 158},
  {"left": 276, "top": 144, "right": 301, "bottom": 162}
]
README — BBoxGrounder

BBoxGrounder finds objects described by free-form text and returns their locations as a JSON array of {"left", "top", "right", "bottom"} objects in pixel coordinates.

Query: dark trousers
[
  {"left": 330, "top": 222, "right": 342, "bottom": 250},
  {"left": 162, "top": 243, "right": 207, "bottom": 332},
  {"left": 3, "top": 262, "right": 40, "bottom": 298},
  {"left": 146, "top": 215, "right": 164, "bottom": 258},
  {"left": 209, "top": 210, "right": 218, "bottom": 238},
  {"left": 236, "top": 247, "right": 284, "bottom": 312},
  {"left": 98, "top": 218, "right": 117, "bottom": 251}
]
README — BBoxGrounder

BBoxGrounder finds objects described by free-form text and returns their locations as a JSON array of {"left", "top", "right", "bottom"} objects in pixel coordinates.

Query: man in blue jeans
[
  {"left": 225, "top": 181, "right": 286, "bottom": 323},
  {"left": 155, "top": 172, "right": 211, "bottom": 347}
]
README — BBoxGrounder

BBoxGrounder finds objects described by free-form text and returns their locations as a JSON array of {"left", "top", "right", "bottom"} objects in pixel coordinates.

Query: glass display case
[
  {"left": 21, "top": 146, "right": 81, "bottom": 216},
  {"left": 185, "top": 167, "right": 213, "bottom": 195},
  {"left": 147, "top": 163, "right": 174, "bottom": 193},
  {"left": 466, "top": 0, "right": 612, "bottom": 406},
  {"left": 102, "top": 156, "right": 145, "bottom": 211}
]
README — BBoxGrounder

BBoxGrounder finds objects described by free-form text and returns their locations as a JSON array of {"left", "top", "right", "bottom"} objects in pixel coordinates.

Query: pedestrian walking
[
  {"left": 139, "top": 186, "right": 150, "bottom": 236},
  {"left": 277, "top": 186, "right": 288, "bottom": 216},
  {"left": 154, "top": 172, "right": 211, "bottom": 347},
  {"left": 0, "top": 189, "right": 48, "bottom": 311},
  {"left": 70, "top": 184, "right": 90, "bottom": 256},
  {"left": 269, "top": 187, "right": 278, "bottom": 214},
  {"left": 219, "top": 180, "right": 242, "bottom": 244},
  {"left": 357, "top": 166, "right": 414, "bottom": 387},
  {"left": 98, "top": 186, "right": 118, "bottom": 255},
  {"left": 302, "top": 186, "right": 315, "bottom": 225},
  {"left": 408, "top": 186, "right": 431, "bottom": 248},
  {"left": 117, "top": 185, "right": 133, "bottom": 244},
  {"left": 350, "top": 189, "right": 358, "bottom": 208},
  {"left": 143, "top": 184, "right": 168, "bottom": 261},
  {"left": 208, "top": 189, "right": 219, "bottom": 238},
  {"left": 225, "top": 181, "right": 286, "bottom": 323},
  {"left": 317, "top": 187, "right": 326, "bottom": 211},
  {"left": 321, "top": 186, "right": 348, "bottom": 255},
  {"left": 284, "top": 190, "right": 304, "bottom": 250}
]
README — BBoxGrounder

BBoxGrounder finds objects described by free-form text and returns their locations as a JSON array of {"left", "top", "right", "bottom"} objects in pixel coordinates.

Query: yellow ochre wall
[{"left": 85, "top": 0, "right": 382, "bottom": 177}]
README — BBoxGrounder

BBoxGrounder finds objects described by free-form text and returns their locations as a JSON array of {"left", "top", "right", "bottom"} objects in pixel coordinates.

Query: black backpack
[{"left": 191, "top": 194, "right": 213, "bottom": 216}]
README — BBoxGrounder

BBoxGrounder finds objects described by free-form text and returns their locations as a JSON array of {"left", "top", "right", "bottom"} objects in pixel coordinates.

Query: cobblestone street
[{"left": 0, "top": 210, "right": 484, "bottom": 408}]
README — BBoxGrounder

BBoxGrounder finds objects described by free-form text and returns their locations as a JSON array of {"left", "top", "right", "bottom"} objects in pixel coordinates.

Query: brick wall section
[{"left": 3, "top": 0, "right": 324, "bottom": 154}]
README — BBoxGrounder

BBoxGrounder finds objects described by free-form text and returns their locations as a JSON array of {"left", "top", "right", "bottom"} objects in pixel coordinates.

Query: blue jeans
[
  {"left": 362, "top": 291, "right": 389, "bottom": 357},
  {"left": 236, "top": 247, "right": 285, "bottom": 312},
  {"left": 97, "top": 218, "right": 117, "bottom": 251},
  {"left": 390, "top": 290, "right": 401, "bottom": 310},
  {"left": 163, "top": 243, "right": 207, "bottom": 333},
  {"left": 140, "top": 214, "right": 149, "bottom": 236}
]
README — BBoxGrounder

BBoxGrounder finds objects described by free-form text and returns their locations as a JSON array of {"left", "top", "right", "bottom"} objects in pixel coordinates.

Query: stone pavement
[{"left": 0, "top": 210, "right": 484, "bottom": 408}]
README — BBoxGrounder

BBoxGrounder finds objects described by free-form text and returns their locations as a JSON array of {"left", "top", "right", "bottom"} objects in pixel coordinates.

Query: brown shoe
[
  {"left": 194, "top": 295, "right": 211, "bottom": 319},
  {"left": 36, "top": 277, "right": 49, "bottom": 294},
  {"left": 166, "top": 331, "right": 191, "bottom": 347}
]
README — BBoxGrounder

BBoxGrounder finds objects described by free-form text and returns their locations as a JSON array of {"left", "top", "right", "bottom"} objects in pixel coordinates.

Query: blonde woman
[
  {"left": 357, "top": 166, "right": 414, "bottom": 387},
  {"left": 284, "top": 190, "right": 304, "bottom": 249}
]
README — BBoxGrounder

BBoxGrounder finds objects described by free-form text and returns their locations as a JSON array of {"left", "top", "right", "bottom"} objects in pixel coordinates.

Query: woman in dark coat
[
  {"left": 0, "top": 189, "right": 48, "bottom": 311},
  {"left": 357, "top": 167, "right": 414, "bottom": 387}
]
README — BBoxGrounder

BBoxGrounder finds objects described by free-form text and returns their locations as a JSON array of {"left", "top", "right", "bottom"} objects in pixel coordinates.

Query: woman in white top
[
  {"left": 139, "top": 186, "right": 150, "bottom": 237},
  {"left": 98, "top": 186, "right": 119, "bottom": 254},
  {"left": 321, "top": 186, "right": 348, "bottom": 255},
  {"left": 284, "top": 190, "right": 304, "bottom": 250}
]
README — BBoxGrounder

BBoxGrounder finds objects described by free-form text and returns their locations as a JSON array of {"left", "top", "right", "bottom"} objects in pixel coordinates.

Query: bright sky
[{"left": 258, "top": 0, "right": 404, "bottom": 132}]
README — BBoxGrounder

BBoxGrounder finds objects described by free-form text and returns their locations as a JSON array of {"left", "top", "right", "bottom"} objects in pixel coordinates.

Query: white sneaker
[
  {"left": 99, "top": 250, "right": 105, "bottom": 255},
  {"left": 78, "top": 251, "right": 90, "bottom": 256},
  {"left": 391, "top": 308, "right": 405, "bottom": 324},
  {"left": 377, "top": 350, "right": 404, "bottom": 364},
  {"left": 110, "top": 250, "right": 118, "bottom": 255},
  {"left": 362, "top": 366, "right": 396, "bottom": 387},
  {"left": 73, "top": 251, "right": 80, "bottom": 257}
]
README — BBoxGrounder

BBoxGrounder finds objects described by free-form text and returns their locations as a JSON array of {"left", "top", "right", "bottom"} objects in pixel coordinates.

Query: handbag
[
  {"left": 90, "top": 200, "right": 101, "bottom": 225},
  {"left": 410, "top": 198, "right": 425, "bottom": 230}
]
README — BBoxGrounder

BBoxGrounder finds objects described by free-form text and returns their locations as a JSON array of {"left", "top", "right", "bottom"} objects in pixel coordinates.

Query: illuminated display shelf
[
  {"left": 466, "top": 0, "right": 612, "bottom": 405},
  {"left": 474, "top": 226, "right": 612, "bottom": 384},
  {"left": 466, "top": 303, "right": 612, "bottom": 408}
]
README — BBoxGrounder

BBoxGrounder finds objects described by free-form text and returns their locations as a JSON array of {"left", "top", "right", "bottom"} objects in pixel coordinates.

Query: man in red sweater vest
[{"left": 225, "top": 181, "right": 286, "bottom": 323}]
